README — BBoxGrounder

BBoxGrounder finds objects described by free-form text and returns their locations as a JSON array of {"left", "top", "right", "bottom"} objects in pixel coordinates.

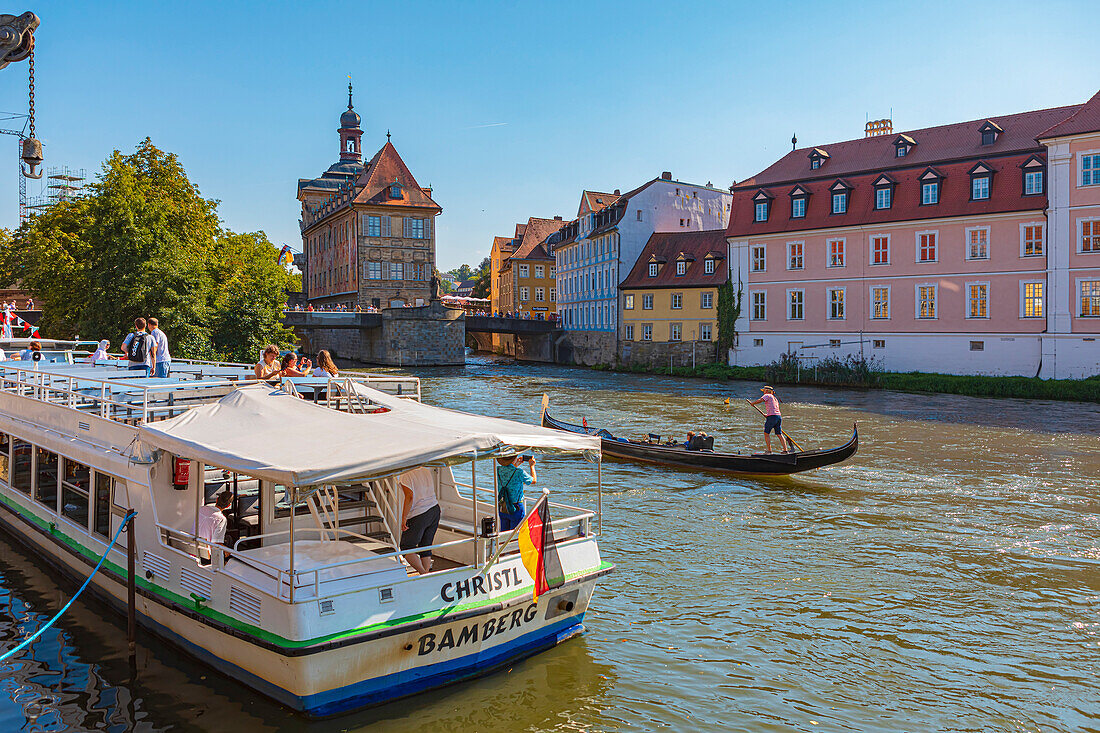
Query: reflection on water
[{"left": 1, "top": 355, "right": 1098, "bottom": 731}]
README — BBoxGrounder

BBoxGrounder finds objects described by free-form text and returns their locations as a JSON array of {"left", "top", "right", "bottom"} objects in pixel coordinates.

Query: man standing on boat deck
[
  {"left": 198, "top": 491, "right": 232, "bottom": 545},
  {"left": 148, "top": 317, "right": 171, "bottom": 378},
  {"left": 121, "top": 317, "right": 156, "bottom": 377},
  {"left": 496, "top": 455, "right": 536, "bottom": 531},
  {"left": 399, "top": 467, "right": 440, "bottom": 575},
  {"left": 749, "top": 386, "right": 790, "bottom": 454}
]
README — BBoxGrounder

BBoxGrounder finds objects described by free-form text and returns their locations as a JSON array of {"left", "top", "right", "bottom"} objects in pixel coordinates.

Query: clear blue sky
[{"left": 1, "top": 1, "right": 1096, "bottom": 271}]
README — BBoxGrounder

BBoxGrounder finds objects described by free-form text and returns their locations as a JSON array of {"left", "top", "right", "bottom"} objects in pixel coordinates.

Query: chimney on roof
[
  {"left": 554, "top": 215, "right": 562, "bottom": 220},
  {"left": 661, "top": 171, "right": 672, "bottom": 181},
  {"left": 614, "top": 189, "right": 620, "bottom": 195}
]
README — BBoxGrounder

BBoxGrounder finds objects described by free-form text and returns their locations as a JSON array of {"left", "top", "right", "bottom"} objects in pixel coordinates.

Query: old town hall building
[{"left": 298, "top": 85, "right": 442, "bottom": 309}]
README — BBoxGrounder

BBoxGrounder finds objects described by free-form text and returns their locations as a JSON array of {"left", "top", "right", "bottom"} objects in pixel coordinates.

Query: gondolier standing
[{"left": 749, "top": 386, "right": 789, "bottom": 454}]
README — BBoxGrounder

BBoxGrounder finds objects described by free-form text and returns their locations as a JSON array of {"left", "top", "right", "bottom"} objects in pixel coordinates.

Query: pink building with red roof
[{"left": 725, "top": 92, "right": 1100, "bottom": 378}]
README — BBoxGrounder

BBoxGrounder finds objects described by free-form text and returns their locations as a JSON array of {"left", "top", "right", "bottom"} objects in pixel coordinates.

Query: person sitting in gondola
[{"left": 681, "top": 431, "right": 697, "bottom": 449}]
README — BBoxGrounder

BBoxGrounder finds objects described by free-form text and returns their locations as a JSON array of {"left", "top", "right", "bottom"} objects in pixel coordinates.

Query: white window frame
[
  {"left": 1019, "top": 221, "right": 1045, "bottom": 258},
  {"left": 754, "top": 201, "right": 768, "bottom": 221},
  {"left": 671, "top": 293, "right": 683, "bottom": 310},
  {"left": 915, "top": 230, "right": 938, "bottom": 263},
  {"left": 1019, "top": 280, "right": 1044, "bottom": 319},
  {"left": 648, "top": 262, "right": 659, "bottom": 277},
  {"left": 534, "top": 287, "right": 545, "bottom": 301},
  {"left": 1024, "top": 170, "right": 1043, "bottom": 195},
  {"left": 971, "top": 176, "right": 990, "bottom": 200},
  {"left": 921, "top": 181, "right": 939, "bottom": 205},
  {"left": 915, "top": 283, "right": 938, "bottom": 320},
  {"left": 549, "top": 288, "right": 556, "bottom": 302},
  {"left": 1077, "top": 217, "right": 1100, "bottom": 254},
  {"left": 786, "top": 289, "right": 804, "bottom": 321},
  {"left": 534, "top": 265, "right": 544, "bottom": 278},
  {"left": 787, "top": 241, "right": 804, "bottom": 270},
  {"left": 519, "top": 286, "right": 529, "bottom": 302},
  {"left": 670, "top": 323, "right": 682, "bottom": 342},
  {"left": 751, "top": 245, "right": 767, "bottom": 272},
  {"left": 791, "top": 197, "right": 805, "bottom": 218},
  {"left": 624, "top": 324, "right": 634, "bottom": 340},
  {"left": 965, "top": 281, "right": 990, "bottom": 320},
  {"left": 827, "top": 287, "right": 846, "bottom": 320},
  {"left": 390, "top": 262, "right": 404, "bottom": 280},
  {"left": 826, "top": 238, "right": 845, "bottom": 268},
  {"left": 642, "top": 294, "right": 653, "bottom": 310},
  {"left": 699, "top": 323, "right": 712, "bottom": 341},
  {"left": 750, "top": 291, "right": 766, "bottom": 321},
  {"left": 675, "top": 261, "right": 687, "bottom": 276},
  {"left": 700, "top": 292, "right": 714, "bottom": 309},
  {"left": 518, "top": 264, "right": 529, "bottom": 278},
  {"left": 832, "top": 192, "right": 847, "bottom": 214},
  {"left": 870, "top": 286, "right": 891, "bottom": 320},
  {"left": 549, "top": 266, "right": 555, "bottom": 278},
  {"left": 1076, "top": 277, "right": 1100, "bottom": 317},
  {"left": 1078, "top": 150, "right": 1100, "bottom": 187},
  {"left": 624, "top": 294, "right": 634, "bottom": 310},
  {"left": 642, "top": 323, "right": 653, "bottom": 341},
  {"left": 874, "top": 186, "right": 892, "bottom": 210},
  {"left": 869, "top": 234, "right": 891, "bottom": 266},
  {"left": 704, "top": 258, "right": 716, "bottom": 274},
  {"left": 965, "top": 226, "right": 990, "bottom": 261}
]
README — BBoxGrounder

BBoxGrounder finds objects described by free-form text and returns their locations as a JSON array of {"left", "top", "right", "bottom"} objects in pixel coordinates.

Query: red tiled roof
[
  {"left": 352, "top": 142, "right": 440, "bottom": 210},
  {"left": 579, "top": 190, "right": 621, "bottom": 216},
  {"left": 509, "top": 217, "right": 564, "bottom": 261},
  {"left": 620, "top": 230, "right": 728, "bottom": 289},
  {"left": 493, "top": 235, "right": 516, "bottom": 251},
  {"left": 728, "top": 152, "right": 1045, "bottom": 237},
  {"left": 1040, "top": 89, "right": 1100, "bottom": 139},
  {"left": 741, "top": 104, "right": 1079, "bottom": 188}
]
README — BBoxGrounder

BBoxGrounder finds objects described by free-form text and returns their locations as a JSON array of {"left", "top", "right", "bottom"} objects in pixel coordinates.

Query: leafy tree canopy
[{"left": 1, "top": 138, "right": 298, "bottom": 362}]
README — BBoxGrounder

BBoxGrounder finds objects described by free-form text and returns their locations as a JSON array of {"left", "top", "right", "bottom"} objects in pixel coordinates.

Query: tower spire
[{"left": 348, "top": 77, "right": 353, "bottom": 109}]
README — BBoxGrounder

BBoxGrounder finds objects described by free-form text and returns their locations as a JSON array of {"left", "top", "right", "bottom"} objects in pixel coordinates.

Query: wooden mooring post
[{"left": 126, "top": 514, "right": 136, "bottom": 654}]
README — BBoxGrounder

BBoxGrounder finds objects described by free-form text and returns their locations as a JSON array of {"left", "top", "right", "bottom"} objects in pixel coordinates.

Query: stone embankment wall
[
  {"left": 559, "top": 331, "right": 615, "bottom": 366},
  {"left": 617, "top": 340, "right": 718, "bottom": 369}
]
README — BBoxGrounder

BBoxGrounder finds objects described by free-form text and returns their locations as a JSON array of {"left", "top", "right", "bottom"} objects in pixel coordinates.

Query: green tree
[
  {"left": 470, "top": 269, "right": 490, "bottom": 299},
  {"left": 716, "top": 276, "right": 743, "bottom": 355},
  {"left": 448, "top": 263, "right": 475, "bottom": 282},
  {"left": 1, "top": 138, "right": 296, "bottom": 360}
]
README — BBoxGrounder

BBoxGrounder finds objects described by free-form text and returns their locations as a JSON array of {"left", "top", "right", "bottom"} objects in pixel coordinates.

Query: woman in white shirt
[
  {"left": 88, "top": 339, "right": 112, "bottom": 362},
  {"left": 311, "top": 349, "right": 339, "bottom": 378}
]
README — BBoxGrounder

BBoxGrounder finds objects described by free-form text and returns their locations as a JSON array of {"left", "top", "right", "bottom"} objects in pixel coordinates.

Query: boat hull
[
  {"left": 542, "top": 412, "right": 858, "bottom": 476},
  {"left": 0, "top": 492, "right": 606, "bottom": 718}
]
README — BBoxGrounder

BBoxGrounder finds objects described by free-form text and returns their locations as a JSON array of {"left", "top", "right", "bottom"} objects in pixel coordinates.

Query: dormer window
[
  {"left": 1021, "top": 155, "right": 1045, "bottom": 196},
  {"left": 808, "top": 148, "right": 829, "bottom": 170},
  {"left": 648, "top": 262, "right": 658, "bottom": 277},
  {"left": 676, "top": 261, "right": 686, "bottom": 276},
  {"left": 704, "top": 257, "right": 716, "bottom": 274},
  {"left": 893, "top": 134, "right": 915, "bottom": 158},
  {"left": 829, "top": 180, "right": 850, "bottom": 214},
  {"left": 969, "top": 162, "right": 994, "bottom": 201},
  {"left": 979, "top": 121, "right": 1002, "bottom": 146},
  {"left": 872, "top": 174, "right": 896, "bottom": 210},
  {"left": 389, "top": 181, "right": 402, "bottom": 199},
  {"left": 789, "top": 185, "right": 809, "bottom": 219},
  {"left": 919, "top": 168, "right": 943, "bottom": 206},
  {"left": 753, "top": 190, "right": 773, "bottom": 222}
]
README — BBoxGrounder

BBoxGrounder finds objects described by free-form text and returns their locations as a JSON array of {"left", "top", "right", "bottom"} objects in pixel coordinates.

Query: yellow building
[
  {"left": 491, "top": 216, "right": 563, "bottom": 318},
  {"left": 489, "top": 232, "right": 518, "bottom": 317},
  {"left": 619, "top": 230, "right": 727, "bottom": 347}
]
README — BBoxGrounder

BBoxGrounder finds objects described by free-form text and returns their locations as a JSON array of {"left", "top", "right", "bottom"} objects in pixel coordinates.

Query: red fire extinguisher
[{"left": 173, "top": 457, "right": 190, "bottom": 490}]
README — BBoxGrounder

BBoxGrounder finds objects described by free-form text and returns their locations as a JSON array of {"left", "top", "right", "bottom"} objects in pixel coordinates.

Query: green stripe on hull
[{"left": 0, "top": 491, "right": 611, "bottom": 649}]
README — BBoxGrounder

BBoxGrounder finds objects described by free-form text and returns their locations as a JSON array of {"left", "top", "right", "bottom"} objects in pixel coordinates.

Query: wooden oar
[
  {"left": 539, "top": 394, "right": 549, "bottom": 425},
  {"left": 744, "top": 399, "right": 803, "bottom": 452}
]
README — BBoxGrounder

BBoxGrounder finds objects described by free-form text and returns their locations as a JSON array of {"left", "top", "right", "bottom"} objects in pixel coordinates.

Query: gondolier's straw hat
[{"left": 761, "top": 385, "right": 774, "bottom": 392}]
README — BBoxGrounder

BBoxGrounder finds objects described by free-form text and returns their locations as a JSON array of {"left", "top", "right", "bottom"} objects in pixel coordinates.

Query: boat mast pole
[
  {"left": 126, "top": 516, "right": 136, "bottom": 653},
  {"left": 597, "top": 457, "right": 602, "bottom": 536}
]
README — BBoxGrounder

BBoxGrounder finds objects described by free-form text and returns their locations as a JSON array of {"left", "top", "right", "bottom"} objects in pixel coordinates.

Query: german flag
[{"left": 517, "top": 494, "right": 565, "bottom": 601}]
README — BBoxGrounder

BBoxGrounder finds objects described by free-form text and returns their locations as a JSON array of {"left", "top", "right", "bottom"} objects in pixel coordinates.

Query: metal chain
[{"left": 27, "top": 49, "right": 35, "bottom": 137}]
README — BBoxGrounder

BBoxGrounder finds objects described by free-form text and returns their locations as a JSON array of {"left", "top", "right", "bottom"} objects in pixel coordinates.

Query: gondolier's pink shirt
[{"left": 761, "top": 394, "right": 781, "bottom": 416}]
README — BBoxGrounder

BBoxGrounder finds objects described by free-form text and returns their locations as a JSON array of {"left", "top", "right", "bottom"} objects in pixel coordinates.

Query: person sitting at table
[
  {"left": 254, "top": 345, "right": 281, "bottom": 380},
  {"left": 88, "top": 339, "right": 112, "bottom": 363},
  {"left": 277, "top": 352, "right": 312, "bottom": 378},
  {"left": 312, "top": 350, "right": 339, "bottom": 378}
]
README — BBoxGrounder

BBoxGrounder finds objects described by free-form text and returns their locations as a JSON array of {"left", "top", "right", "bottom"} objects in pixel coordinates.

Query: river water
[{"left": 1, "top": 356, "right": 1097, "bottom": 732}]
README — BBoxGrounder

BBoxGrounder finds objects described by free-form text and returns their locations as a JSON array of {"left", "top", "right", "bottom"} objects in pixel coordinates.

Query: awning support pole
[
  {"left": 289, "top": 496, "right": 296, "bottom": 603},
  {"left": 471, "top": 457, "right": 478, "bottom": 562}
]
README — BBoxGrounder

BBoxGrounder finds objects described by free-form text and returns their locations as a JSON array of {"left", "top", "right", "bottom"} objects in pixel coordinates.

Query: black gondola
[{"left": 541, "top": 409, "right": 858, "bottom": 476}]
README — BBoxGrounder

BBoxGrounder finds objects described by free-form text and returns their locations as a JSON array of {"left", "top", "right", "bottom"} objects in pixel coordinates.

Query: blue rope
[{"left": 0, "top": 509, "right": 137, "bottom": 663}]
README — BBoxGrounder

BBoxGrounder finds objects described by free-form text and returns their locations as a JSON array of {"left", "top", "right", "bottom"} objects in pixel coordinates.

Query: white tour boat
[{"left": 0, "top": 343, "right": 609, "bottom": 717}]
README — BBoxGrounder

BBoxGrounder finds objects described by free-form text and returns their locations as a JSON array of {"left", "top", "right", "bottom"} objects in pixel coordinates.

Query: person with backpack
[
  {"left": 121, "top": 317, "right": 157, "bottom": 376},
  {"left": 495, "top": 454, "right": 536, "bottom": 531}
]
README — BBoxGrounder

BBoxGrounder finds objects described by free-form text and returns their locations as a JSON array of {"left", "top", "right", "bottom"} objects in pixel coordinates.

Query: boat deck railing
[{"left": 0, "top": 360, "right": 421, "bottom": 425}]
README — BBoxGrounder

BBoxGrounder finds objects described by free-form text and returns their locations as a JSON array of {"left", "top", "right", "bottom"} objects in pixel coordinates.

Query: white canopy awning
[{"left": 137, "top": 383, "right": 599, "bottom": 487}]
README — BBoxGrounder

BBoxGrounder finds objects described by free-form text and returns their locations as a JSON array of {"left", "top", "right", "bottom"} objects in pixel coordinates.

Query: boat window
[
  {"left": 12, "top": 439, "right": 31, "bottom": 495},
  {"left": 205, "top": 466, "right": 264, "bottom": 546},
  {"left": 35, "top": 447, "right": 58, "bottom": 511},
  {"left": 0, "top": 432, "right": 9, "bottom": 484},
  {"left": 93, "top": 472, "right": 112, "bottom": 538},
  {"left": 61, "top": 458, "right": 91, "bottom": 528}
]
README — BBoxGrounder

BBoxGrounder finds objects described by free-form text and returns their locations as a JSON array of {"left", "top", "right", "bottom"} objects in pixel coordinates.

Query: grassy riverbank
[{"left": 591, "top": 361, "right": 1100, "bottom": 402}]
